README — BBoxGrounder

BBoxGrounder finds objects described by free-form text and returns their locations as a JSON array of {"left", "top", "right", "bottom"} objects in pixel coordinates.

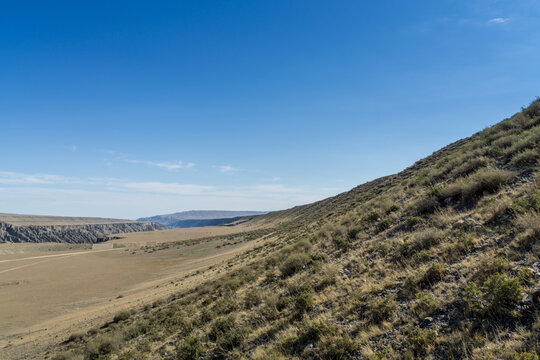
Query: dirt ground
[{"left": 0, "top": 224, "right": 266, "bottom": 360}]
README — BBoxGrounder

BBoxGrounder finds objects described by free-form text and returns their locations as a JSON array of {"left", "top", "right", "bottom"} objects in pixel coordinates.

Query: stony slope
[{"left": 52, "top": 99, "right": 540, "bottom": 360}]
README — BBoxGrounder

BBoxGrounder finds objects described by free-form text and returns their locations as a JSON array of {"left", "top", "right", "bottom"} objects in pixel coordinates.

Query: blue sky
[{"left": 1, "top": 1, "right": 539, "bottom": 219}]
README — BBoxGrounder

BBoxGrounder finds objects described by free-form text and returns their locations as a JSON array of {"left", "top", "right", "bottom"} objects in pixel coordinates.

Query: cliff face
[{"left": 0, "top": 221, "right": 165, "bottom": 243}]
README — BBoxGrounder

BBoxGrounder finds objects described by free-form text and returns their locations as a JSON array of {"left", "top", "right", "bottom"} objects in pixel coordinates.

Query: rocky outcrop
[{"left": 0, "top": 221, "right": 165, "bottom": 244}]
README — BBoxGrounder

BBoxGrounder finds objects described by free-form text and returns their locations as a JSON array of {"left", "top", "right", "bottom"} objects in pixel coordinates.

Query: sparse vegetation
[{"left": 48, "top": 101, "right": 540, "bottom": 360}]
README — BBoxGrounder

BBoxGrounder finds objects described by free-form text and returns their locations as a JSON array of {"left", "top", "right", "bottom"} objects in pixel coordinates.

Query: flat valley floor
[{"left": 0, "top": 224, "right": 264, "bottom": 360}]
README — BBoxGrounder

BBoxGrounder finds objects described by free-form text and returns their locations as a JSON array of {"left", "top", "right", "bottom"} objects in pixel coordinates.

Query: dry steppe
[{"left": 0, "top": 223, "right": 267, "bottom": 360}]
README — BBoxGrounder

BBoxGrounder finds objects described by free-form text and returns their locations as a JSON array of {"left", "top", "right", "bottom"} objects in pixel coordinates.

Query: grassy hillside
[{"left": 51, "top": 100, "right": 539, "bottom": 360}]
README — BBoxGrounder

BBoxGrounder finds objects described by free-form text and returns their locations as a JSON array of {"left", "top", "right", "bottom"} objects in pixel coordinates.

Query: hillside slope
[{"left": 51, "top": 100, "right": 540, "bottom": 360}]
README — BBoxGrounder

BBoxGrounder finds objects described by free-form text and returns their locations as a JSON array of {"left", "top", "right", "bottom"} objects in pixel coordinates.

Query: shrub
[
  {"left": 402, "top": 229, "right": 445, "bottom": 257},
  {"left": 412, "top": 195, "right": 439, "bottom": 215},
  {"left": 208, "top": 315, "right": 235, "bottom": 341},
  {"left": 368, "top": 294, "right": 397, "bottom": 324},
  {"left": 515, "top": 212, "right": 540, "bottom": 250},
  {"left": 244, "top": 289, "right": 263, "bottom": 309},
  {"left": 295, "top": 320, "right": 337, "bottom": 353},
  {"left": 405, "top": 327, "right": 436, "bottom": 356},
  {"left": 511, "top": 149, "right": 538, "bottom": 167},
  {"left": 217, "top": 327, "right": 247, "bottom": 351},
  {"left": 279, "top": 253, "right": 311, "bottom": 277},
  {"left": 295, "top": 289, "right": 314, "bottom": 313},
  {"left": 474, "top": 256, "right": 509, "bottom": 282},
  {"left": 460, "top": 169, "right": 515, "bottom": 203},
  {"left": 85, "top": 335, "right": 121, "bottom": 359},
  {"left": 451, "top": 232, "right": 476, "bottom": 255},
  {"left": 514, "top": 191, "right": 540, "bottom": 212},
  {"left": 332, "top": 235, "right": 352, "bottom": 251},
  {"left": 319, "top": 334, "right": 358, "bottom": 360},
  {"left": 67, "top": 332, "right": 85, "bottom": 343},
  {"left": 452, "top": 157, "right": 488, "bottom": 178},
  {"left": 113, "top": 311, "right": 131, "bottom": 323},
  {"left": 347, "top": 226, "right": 362, "bottom": 240},
  {"left": 511, "top": 351, "right": 540, "bottom": 360},
  {"left": 412, "top": 292, "right": 440, "bottom": 317},
  {"left": 518, "top": 267, "right": 534, "bottom": 285},
  {"left": 463, "top": 274, "right": 522, "bottom": 318},
  {"left": 406, "top": 216, "right": 423, "bottom": 230},
  {"left": 419, "top": 262, "right": 446, "bottom": 288},
  {"left": 376, "top": 218, "right": 392, "bottom": 232},
  {"left": 292, "top": 239, "right": 312, "bottom": 253},
  {"left": 177, "top": 336, "right": 202, "bottom": 360},
  {"left": 524, "top": 98, "right": 540, "bottom": 118},
  {"left": 212, "top": 296, "right": 239, "bottom": 314},
  {"left": 362, "top": 211, "right": 380, "bottom": 223},
  {"left": 492, "top": 135, "right": 518, "bottom": 150}
]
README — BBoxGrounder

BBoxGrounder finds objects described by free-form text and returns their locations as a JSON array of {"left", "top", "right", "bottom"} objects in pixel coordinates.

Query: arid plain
[{"left": 0, "top": 223, "right": 267, "bottom": 359}]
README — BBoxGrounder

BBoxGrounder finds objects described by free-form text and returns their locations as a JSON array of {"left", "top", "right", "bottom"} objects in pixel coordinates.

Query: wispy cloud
[
  {"left": 488, "top": 17, "right": 509, "bottom": 24},
  {"left": 66, "top": 145, "right": 78, "bottom": 151},
  {"left": 215, "top": 165, "right": 237, "bottom": 173},
  {"left": 0, "top": 170, "right": 341, "bottom": 218},
  {"left": 124, "top": 159, "right": 195, "bottom": 170},
  {"left": 124, "top": 182, "right": 215, "bottom": 195},
  {"left": 0, "top": 171, "right": 78, "bottom": 185}
]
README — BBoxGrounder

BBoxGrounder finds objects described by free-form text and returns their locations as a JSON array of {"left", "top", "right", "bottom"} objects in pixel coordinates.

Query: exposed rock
[
  {"left": 0, "top": 221, "right": 165, "bottom": 244},
  {"left": 522, "top": 288, "right": 540, "bottom": 306}
]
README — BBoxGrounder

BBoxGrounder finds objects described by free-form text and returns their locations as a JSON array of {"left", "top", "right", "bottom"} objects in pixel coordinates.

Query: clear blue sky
[{"left": 1, "top": 1, "right": 539, "bottom": 219}]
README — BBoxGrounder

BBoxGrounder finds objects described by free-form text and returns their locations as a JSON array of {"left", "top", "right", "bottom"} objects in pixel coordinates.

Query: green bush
[
  {"left": 412, "top": 292, "right": 440, "bottom": 317},
  {"left": 362, "top": 211, "right": 380, "bottom": 223},
  {"left": 406, "top": 216, "right": 423, "bottom": 230},
  {"left": 113, "top": 311, "right": 131, "bottom": 323},
  {"left": 460, "top": 169, "right": 515, "bottom": 203},
  {"left": 244, "top": 289, "right": 263, "bottom": 309},
  {"left": 452, "top": 157, "right": 488, "bottom": 178},
  {"left": 217, "top": 327, "right": 247, "bottom": 351},
  {"left": 402, "top": 229, "right": 445, "bottom": 257},
  {"left": 419, "top": 262, "right": 446, "bottom": 288},
  {"left": 474, "top": 256, "right": 509, "bottom": 282},
  {"left": 376, "top": 218, "right": 392, "bottom": 232},
  {"left": 405, "top": 327, "right": 436, "bottom": 356},
  {"left": 368, "top": 294, "right": 397, "bottom": 324},
  {"left": 463, "top": 274, "right": 522, "bottom": 318},
  {"left": 524, "top": 98, "right": 540, "bottom": 118},
  {"left": 511, "top": 149, "right": 538, "bottom": 167},
  {"left": 279, "top": 253, "right": 311, "bottom": 277},
  {"left": 294, "top": 320, "right": 337, "bottom": 353},
  {"left": 177, "top": 336, "right": 202, "bottom": 360},
  {"left": 294, "top": 289, "right": 314, "bottom": 313},
  {"left": 319, "top": 334, "right": 358, "bottom": 360},
  {"left": 208, "top": 315, "right": 235, "bottom": 341},
  {"left": 515, "top": 212, "right": 540, "bottom": 250},
  {"left": 347, "top": 226, "right": 362, "bottom": 240}
]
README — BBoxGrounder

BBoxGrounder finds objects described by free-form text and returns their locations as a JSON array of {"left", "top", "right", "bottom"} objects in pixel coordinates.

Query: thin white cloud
[
  {"left": 125, "top": 159, "right": 195, "bottom": 170},
  {"left": 488, "top": 17, "right": 509, "bottom": 24},
  {"left": 66, "top": 145, "right": 78, "bottom": 151},
  {"left": 0, "top": 171, "right": 79, "bottom": 185},
  {"left": 0, "top": 170, "right": 341, "bottom": 218},
  {"left": 215, "top": 165, "right": 237, "bottom": 173},
  {"left": 124, "top": 182, "right": 215, "bottom": 195}
]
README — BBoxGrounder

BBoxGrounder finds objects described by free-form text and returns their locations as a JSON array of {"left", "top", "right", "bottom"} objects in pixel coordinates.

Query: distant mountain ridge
[{"left": 137, "top": 210, "right": 266, "bottom": 228}]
